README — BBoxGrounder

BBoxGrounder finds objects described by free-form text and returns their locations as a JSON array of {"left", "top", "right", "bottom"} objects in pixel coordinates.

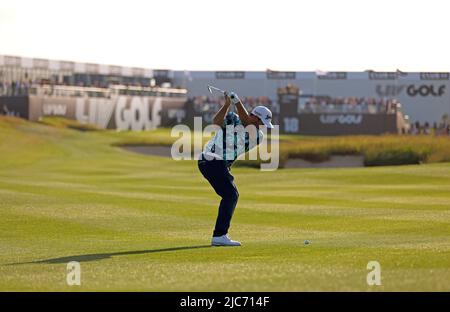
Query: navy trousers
[{"left": 198, "top": 158, "right": 239, "bottom": 237}]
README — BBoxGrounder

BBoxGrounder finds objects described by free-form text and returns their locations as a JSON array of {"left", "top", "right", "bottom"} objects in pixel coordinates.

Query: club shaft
[{"left": 208, "top": 85, "right": 225, "bottom": 94}]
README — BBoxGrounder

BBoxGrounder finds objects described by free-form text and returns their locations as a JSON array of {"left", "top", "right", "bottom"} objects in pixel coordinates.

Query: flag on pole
[{"left": 396, "top": 69, "right": 407, "bottom": 77}]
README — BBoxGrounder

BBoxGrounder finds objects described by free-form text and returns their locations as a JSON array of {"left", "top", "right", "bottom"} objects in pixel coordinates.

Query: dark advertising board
[
  {"left": 29, "top": 96, "right": 77, "bottom": 121},
  {"left": 215, "top": 71, "right": 245, "bottom": 79},
  {"left": 368, "top": 72, "right": 397, "bottom": 80},
  {"left": 267, "top": 71, "right": 296, "bottom": 80},
  {"left": 77, "top": 96, "right": 187, "bottom": 130},
  {"left": 419, "top": 72, "right": 450, "bottom": 80},
  {"left": 27, "top": 95, "right": 187, "bottom": 130},
  {"left": 280, "top": 113, "right": 399, "bottom": 135},
  {"left": 277, "top": 85, "right": 300, "bottom": 133},
  {"left": 316, "top": 72, "right": 347, "bottom": 80},
  {"left": 0, "top": 96, "right": 29, "bottom": 119},
  {"left": 276, "top": 84, "right": 402, "bottom": 135}
]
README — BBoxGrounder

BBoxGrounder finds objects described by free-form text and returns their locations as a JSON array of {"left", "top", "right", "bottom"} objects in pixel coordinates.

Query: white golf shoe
[{"left": 211, "top": 234, "right": 241, "bottom": 247}]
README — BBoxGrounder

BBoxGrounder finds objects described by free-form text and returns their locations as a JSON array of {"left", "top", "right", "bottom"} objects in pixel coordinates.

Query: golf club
[
  {"left": 207, "top": 85, "right": 239, "bottom": 105},
  {"left": 207, "top": 85, "right": 226, "bottom": 95}
]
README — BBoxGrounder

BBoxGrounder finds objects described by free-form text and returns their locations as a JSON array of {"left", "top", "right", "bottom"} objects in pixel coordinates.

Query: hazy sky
[{"left": 1, "top": 0, "right": 449, "bottom": 71}]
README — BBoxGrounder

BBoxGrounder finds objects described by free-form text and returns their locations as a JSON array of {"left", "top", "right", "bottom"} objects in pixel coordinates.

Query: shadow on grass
[{"left": 6, "top": 245, "right": 212, "bottom": 265}]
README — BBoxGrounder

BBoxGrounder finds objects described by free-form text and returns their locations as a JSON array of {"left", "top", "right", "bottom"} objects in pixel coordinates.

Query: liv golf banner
[{"left": 27, "top": 95, "right": 187, "bottom": 130}]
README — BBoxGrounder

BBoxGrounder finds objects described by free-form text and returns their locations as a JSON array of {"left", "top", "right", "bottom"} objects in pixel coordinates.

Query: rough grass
[
  {"left": 109, "top": 123, "right": 450, "bottom": 167},
  {"left": 279, "top": 135, "right": 450, "bottom": 167},
  {"left": 0, "top": 116, "right": 449, "bottom": 291},
  {"left": 38, "top": 116, "right": 101, "bottom": 132}
]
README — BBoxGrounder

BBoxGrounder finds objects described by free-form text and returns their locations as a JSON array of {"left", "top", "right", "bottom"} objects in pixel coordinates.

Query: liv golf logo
[
  {"left": 376, "top": 84, "right": 446, "bottom": 97},
  {"left": 320, "top": 114, "right": 363, "bottom": 125},
  {"left": 76, "top": 96, "right": 162, "bottom": 130},
  {"left": 74, "top": 96, "right": 185, "bottom": 130}
]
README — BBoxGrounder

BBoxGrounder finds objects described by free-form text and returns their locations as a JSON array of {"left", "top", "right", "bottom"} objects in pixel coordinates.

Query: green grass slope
[{"left": 0, "top": 116, "right": 449, "bottom": 291}]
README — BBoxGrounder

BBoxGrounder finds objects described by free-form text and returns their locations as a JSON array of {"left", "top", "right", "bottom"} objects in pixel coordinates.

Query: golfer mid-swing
[{"left": 198, "top": 91, "right": 274, "bottom": 246}]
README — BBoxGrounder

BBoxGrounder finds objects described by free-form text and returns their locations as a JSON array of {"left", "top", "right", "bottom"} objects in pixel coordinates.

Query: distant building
[
  {"left": 172, "top": 70, "right": 450, "bottom": 124},
  {"left": 0, "top": 54, "right": 173, "bottom": 89},
  {"left": 1, "top": 55, "right": 449, "bottom": 124}
]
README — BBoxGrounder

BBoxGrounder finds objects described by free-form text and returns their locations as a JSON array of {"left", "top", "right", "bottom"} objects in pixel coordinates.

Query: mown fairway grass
[{"left": 0, "top": 116, "right": 449, "bottom": 291}]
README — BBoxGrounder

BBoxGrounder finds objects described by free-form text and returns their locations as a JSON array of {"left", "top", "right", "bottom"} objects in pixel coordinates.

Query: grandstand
[
  {"left": 1, "top": 54, "right": 449, "bottom": 135},
  {"left": 172, "top": 70, "right": 450, "bottom": 129},
  {"left": 0, "top": 55, "right": 187, "bottom": 130},
  {"left": 189, "top": 95, "right": 278, "bottom": 125}
]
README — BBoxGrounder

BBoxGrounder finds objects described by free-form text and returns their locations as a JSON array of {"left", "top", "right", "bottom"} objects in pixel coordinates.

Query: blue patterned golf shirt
[{"left": 202, "top": 112, "right": 263, "bottom": 167}]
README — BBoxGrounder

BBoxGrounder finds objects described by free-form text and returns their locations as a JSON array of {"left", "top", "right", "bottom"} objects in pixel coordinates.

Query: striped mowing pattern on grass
[{"left": 0, "top": 116, "right": 449, "bottom": 291}]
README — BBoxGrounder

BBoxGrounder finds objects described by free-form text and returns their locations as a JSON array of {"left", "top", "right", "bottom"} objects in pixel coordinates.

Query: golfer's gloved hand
[
  {"left": 223, "top": 91, "right": 231, "bottom": 106},
  {"left": 228, "top": 92, "right": 240, "bottom": 105}
]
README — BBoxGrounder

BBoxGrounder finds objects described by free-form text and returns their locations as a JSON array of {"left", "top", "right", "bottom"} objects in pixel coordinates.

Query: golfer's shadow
[{"left": 9, "top": 245, "right": 212, "bottom": 265}]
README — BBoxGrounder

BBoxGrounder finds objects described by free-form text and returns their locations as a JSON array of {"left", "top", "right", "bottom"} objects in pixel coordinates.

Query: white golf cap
[{"left": 251, "top": 106, "right": 274, "bottom": 129}]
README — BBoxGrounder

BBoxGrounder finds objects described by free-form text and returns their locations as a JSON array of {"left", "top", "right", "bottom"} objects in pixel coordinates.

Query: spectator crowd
[
  {"left": 300, "top": 96, "right": 400, "bottom": 114},
  {"left": 190, "top": 95, "right": 279, "bottom": 124},
  {"left": 3, "top": 81, "right": 449, "bottom": 137},
  {"left": 409, "top": 120, "right": 450, "bottom": 135},
  {"left": 0, "top": 77, "right": 167, "bottom": 97},
  {"left": 0, "top": 80, "right": 33, "bottom": 96}
]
